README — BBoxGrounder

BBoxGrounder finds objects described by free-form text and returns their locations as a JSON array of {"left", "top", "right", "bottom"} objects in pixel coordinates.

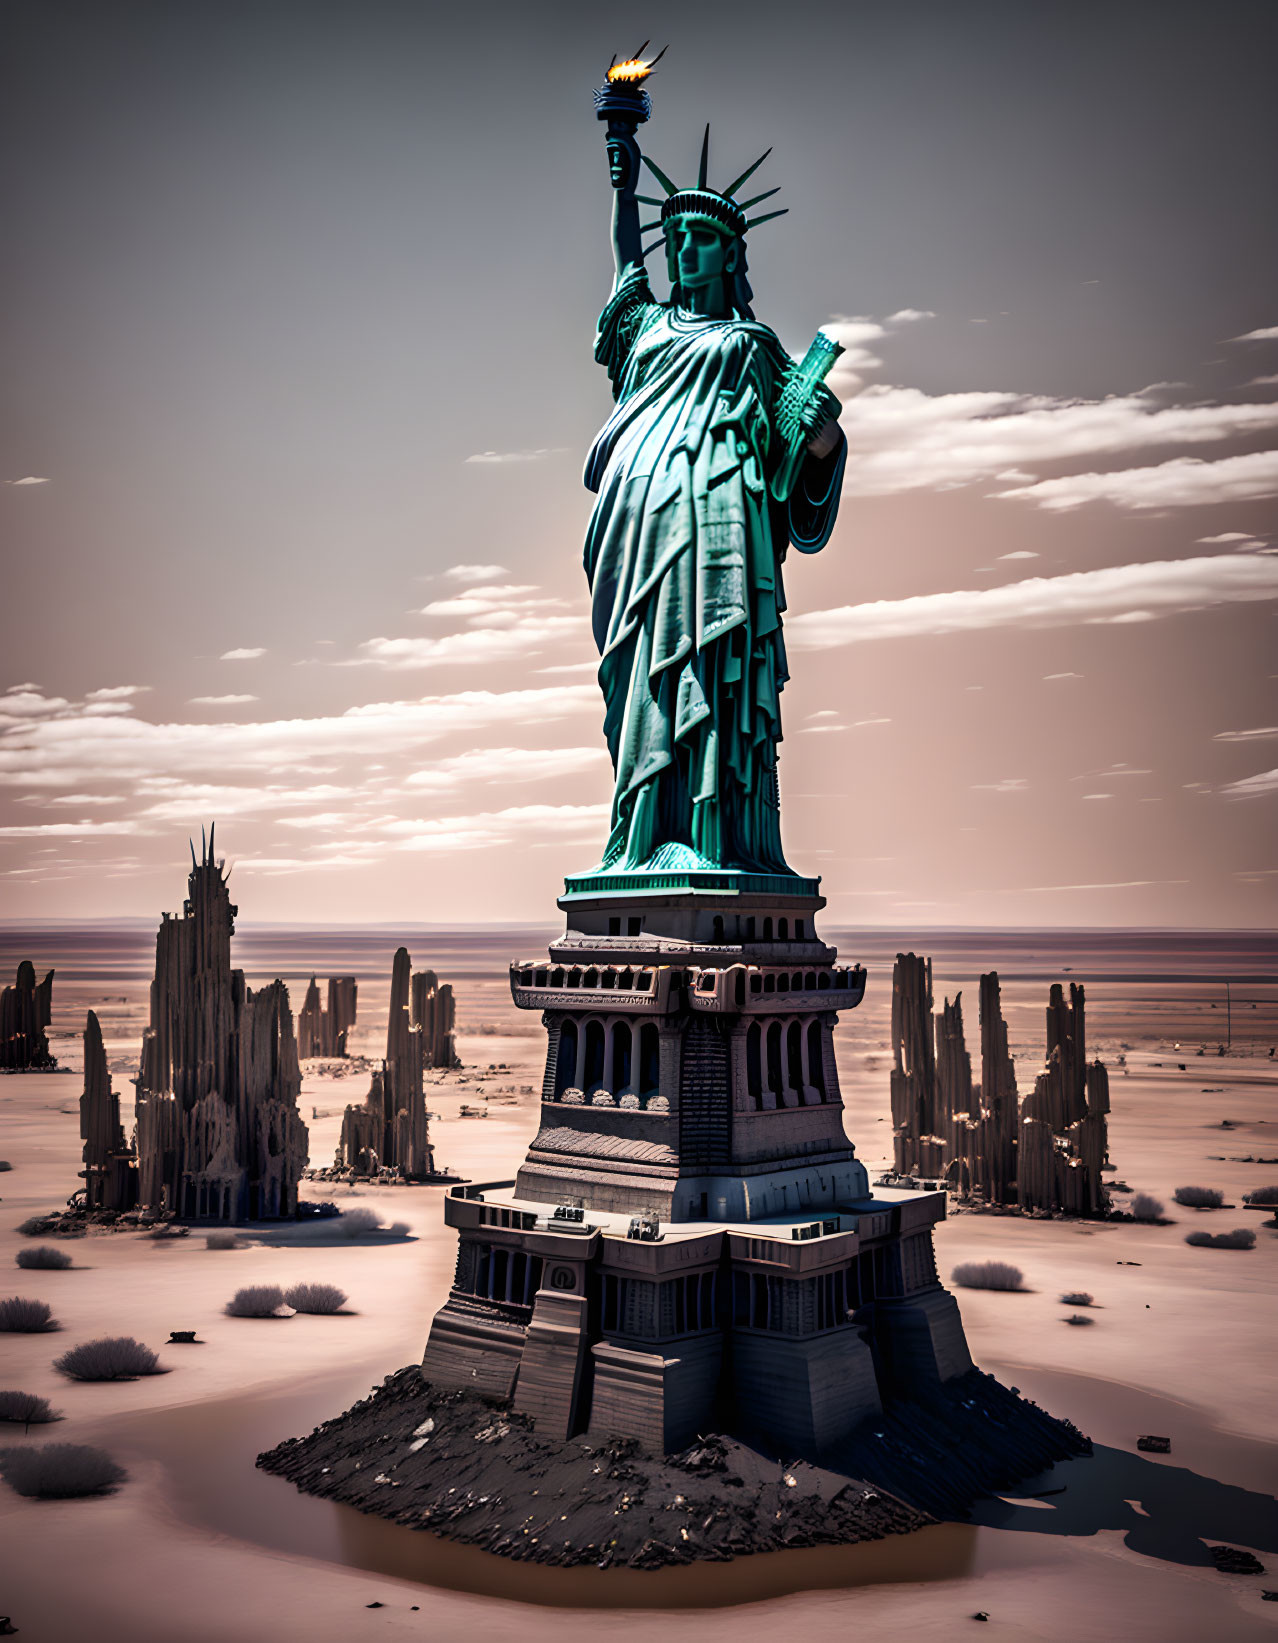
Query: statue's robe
[{"left": 584, "top": 265, "right": 846, "bottom": 875}]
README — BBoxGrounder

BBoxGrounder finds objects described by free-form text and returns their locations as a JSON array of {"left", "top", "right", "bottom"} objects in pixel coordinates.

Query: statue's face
[{"left": 668, "top": 219, "right": 736, "bottom": 291}]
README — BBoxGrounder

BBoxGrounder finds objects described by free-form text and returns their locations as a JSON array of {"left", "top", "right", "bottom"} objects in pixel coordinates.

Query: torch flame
[{"left": 607, "top": 57, "right": 654, "bottom": 84}]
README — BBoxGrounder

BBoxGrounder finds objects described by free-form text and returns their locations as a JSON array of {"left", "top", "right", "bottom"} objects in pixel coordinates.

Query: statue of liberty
[{"left": 584, "top": 59, "right": 847, "bottom": 883}]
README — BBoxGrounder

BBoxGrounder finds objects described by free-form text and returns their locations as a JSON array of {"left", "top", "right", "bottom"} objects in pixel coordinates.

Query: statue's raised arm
[{"left": 581, "top": 58, "right": 848, "bottom": 887}]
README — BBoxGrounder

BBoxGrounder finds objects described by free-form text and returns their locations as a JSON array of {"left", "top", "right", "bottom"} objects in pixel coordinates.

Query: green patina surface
[{"left": 572, "top": 87, "right": 848, "bottom": 895}]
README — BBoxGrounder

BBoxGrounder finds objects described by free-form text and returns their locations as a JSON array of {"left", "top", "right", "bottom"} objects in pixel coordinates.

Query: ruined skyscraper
[
  {"left": 338, "top": 946, "right": 452, "bottom": 1179},
  {"left": 298, "top": 975, "right": 358, "bottom": 1058},
  {"left": 79, "top": 1011, "right": 137, "bottom": 1211},
  {"left": 889, "top": 960, "right": 1110, "bottom": 1216},
  {"left": 1, "top": 961, "right": 55, "bottom": 1070},
  {"left": 133, "top": 831, "right": 309, "bottom": 1221}
]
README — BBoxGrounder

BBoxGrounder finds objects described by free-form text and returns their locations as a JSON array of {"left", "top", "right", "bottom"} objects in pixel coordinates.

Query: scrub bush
[
  {"left": 54, "top": 1336, "right": 164, "bottom": 1380},
  {"left": 1185, "top": 1228, "right": 1255, "bottom": 1250},
  {"left": 1173, "top": 1185, "right": 1224, "bottom": 1208},
  {"left": 0, "top": 1390, "right": 59, "bottom": 1427},
  {"left": 0, "top": 1297, "right": 58, "bottom": 1332},
  {"left": 284, "top": 1283, "right": 347, "bottom": 1314},
  {"left": 951, "top": 1260, "right": 1025, "bottom": 1291},
  {"left": 225, "top": 1285, "right": 287, "bottom": 1317},
  {"left": 1129, "top": 1193, "right": 1165, "bottom": 1221},
  {"left": 0, "top": 1443, "right": 125, "bottom": 1498},
  {"left": 16, "top": 1246, "right": 72, "bottom": 1270},
  {"left": 340, "top": 1207, "right": 383, "bottom": 1238}
]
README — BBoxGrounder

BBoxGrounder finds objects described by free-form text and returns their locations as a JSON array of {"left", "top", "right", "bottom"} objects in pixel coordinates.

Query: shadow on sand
[{"left": 973, "top": 1446, "right": 1278, "bottom": 1567}]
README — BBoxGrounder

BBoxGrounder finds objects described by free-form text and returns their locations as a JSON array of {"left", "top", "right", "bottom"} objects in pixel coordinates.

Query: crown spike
[
  {"left": 738, "top": 186, "right": 781, "bottom": 211},
  {"left": 697, "top": 124, "right": 710, "bottom": 189},
  {"left": 640, "top": 237, "right": 667, "bottom": 260},
  {"left": 647, "top": 44, "right": 668, "bottom": 69},
  {"left": 642, "top": 154, "right": 679, "bottom": 197},
  {"left": 745, "top": 208, "right": 788, "bottom": 229},
  {"left": 633, "top": 39, "right": 650, "bottom": 59},
  {"left": 723, "top": 147, "right": 772, "bottom": 199}
]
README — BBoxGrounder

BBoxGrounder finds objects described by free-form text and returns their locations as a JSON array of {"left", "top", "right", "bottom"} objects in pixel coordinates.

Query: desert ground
[{"left": 0, "top": 925, "right": 1275, "bottom": 1643}]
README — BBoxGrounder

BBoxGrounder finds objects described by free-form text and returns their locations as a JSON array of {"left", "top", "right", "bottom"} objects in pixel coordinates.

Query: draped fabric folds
[{"left": 583, "top": 266, "right": 846, "bottom": 875}]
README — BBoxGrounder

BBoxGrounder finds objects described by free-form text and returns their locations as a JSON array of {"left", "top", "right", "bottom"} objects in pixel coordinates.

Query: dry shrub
[
  {"left": 0, "top": 1160, "right": 11, "bottom": 1171},
  {"left": 1243, "top": 1185, "right": 1278, "bottom": 1206},
  {"left": 205, "top": 1231, "right": 243, "bottom": 1250},
  {"left": 284, "top": 1282, "right": 347, "bottom": 1314},
  {"left": 0, "top": 1443, "right": 125, "bottom": 1498},
  {"left": 55, "top": 1336, "right": 163, "bottom": 1380},
  {"left": 15, "top": 1217, "right": 47, "bottom": 1236},
  {"left": 1185, "top": 1228, "right": 1256, "bottom": 1250},
  {"left": 16, "top": 1246, "right": 72, "bottom": 1270},
  {"left": 1173, "top": 1185, "right": 1224, "bottom": 1209},
  {"left": 951, "top": 1260, "right": 1025, "bottom": 1292},
  {"left": 225, "top": 1285, "right": 287, "bottom": 1318},
  {"left": 388, "top": 1221, "right": 410, "bottom": 1238},
  {"left": 1063, "top": 1314, "right": 1095, "bottom": 1326},
  {"left": 340, "top": 1207, "right": 383, "bottom": 1238},
  {"left": 1129, "top": 1193, "right": 1165, "bottom": 1221},
  {"left": 1061, "top": 1291, "right": 1093, "bottom": 1306},
  {"left": 0, "top": 1390, "right": 59, "bottom": 1427},
  {"left": 0, "top": 1297, "right": 58, "bottom": 1333}
]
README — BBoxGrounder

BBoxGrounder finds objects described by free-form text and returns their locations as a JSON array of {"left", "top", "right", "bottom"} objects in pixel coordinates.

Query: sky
[{"left": 2, "top": 0, "right": 1277, "bottom": 929}]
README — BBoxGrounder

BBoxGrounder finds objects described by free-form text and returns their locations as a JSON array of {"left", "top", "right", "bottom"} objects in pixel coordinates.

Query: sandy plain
[{"left": 0, "top": 924, "right": 1275, "bottom": 1643}]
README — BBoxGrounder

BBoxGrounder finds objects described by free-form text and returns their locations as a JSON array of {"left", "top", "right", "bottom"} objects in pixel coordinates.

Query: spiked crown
[{"left": 636, "top": 126, "right": 787, "bottom": 259}]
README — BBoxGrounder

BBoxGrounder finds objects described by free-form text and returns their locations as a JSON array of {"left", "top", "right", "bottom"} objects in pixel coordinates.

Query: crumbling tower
[
  {"left": 0, "top": 961, "right": 56, "bottom": 1070},
  {"left": 338, "top": 946, "right": 447, "bottom": 1179},
  {"left": 133, "top": 830, "right": 308, "bottom": 1221},
  {"left": 79, "top": 1011, "right": 137, "bottom": 1211},
  {"left": 298, "top": 976, "right": 357, "bottom": 1058}
]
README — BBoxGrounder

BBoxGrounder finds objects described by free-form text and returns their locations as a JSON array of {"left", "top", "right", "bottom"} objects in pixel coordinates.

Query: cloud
[
  {"left": 787, "top": 554, "right": 1278, "bottom": 650},
  {"left": 378, "top": 803, "right": 609, "bottom": 854},
  {"left": 999, "top": 878, "right": 1188, "bottom": 893},
  {"left": 1198, "top": 531, "right": 1260, "bottom": 544},
  {"left": 7, "top": 476, "right": 49, "bottom": 486},
  {"left": 972, "top": 778, "right": 1028, "bottom": 793},
  {"left": 86, "top": 685, "right": 150, "bottom": 701},
  {"left": 402, "top": 745, "right": 607, "bottom": 792},
  {"left": 352, "top": 616, "right": 583, "bottom": 670},
  {"left": 418, "top": 584, "right": 564, "bottom": 620},
  {"left": 994, "top": 449, "right": 1278, "bottom": 512},
  {"left": 838, "top": 386, "right": 1278, "bottom": 498},
  {"left": 189, "top": 694, "right": 259, "bottom": 705},
  {"left": 1248, "top": 374, "right": 1278, "bottom": 387},
  {"left": 17, "top": 792, "right": 124, "bottom": 808},
  {"left": 442, "top": 564, "right": 507, "bottom": 584},
  {"left": 998, "top": 551, "right": 1039, "bottom": 560},
  {"left": 0, "top": 684, "right": 597, "bottom": 787},
  {"left": 0, "top": 818, "right": 142, "bottom": 838},
  {"left": 220, "top": 647, "right": 266, "bottom": 661},
  {"left": 886, "top": 309, "right": 935, "bottom": 324},
  {"left": 1229, "top": 326, "right": 1278, "bottom": 343},
  {"left": 464, "top": 447, "right": 568, "bottom": 465},
  {"left": 1218, "top": 768, "right": 1278, "bottom": 799},
  {"left": 1213, "top": 726, "right": 1278, "bottom": 743},
  {"left": 1044, "top": 672, "right": 1082, "bottom": 679}
]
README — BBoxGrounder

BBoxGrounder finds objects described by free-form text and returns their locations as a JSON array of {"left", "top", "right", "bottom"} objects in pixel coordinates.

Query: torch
[{"left": 594, "top": 44, "right": 666, "bottom": 191}]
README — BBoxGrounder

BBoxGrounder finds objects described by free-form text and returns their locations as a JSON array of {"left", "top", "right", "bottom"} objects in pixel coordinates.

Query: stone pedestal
[{"left": 423, "top": 877, "right": 974, "bottom": 1457}]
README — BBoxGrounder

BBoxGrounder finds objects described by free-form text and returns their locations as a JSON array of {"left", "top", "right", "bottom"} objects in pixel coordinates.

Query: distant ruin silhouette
[
  {"left": 337, "top": 947, "right": 458, "bottom": 1179},
  {"left": 889, "top": 957, "right": 1110, "bottom": 1215},
  {"left": 1, "top": 961, "right": 56, "bottom": 1070}
]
